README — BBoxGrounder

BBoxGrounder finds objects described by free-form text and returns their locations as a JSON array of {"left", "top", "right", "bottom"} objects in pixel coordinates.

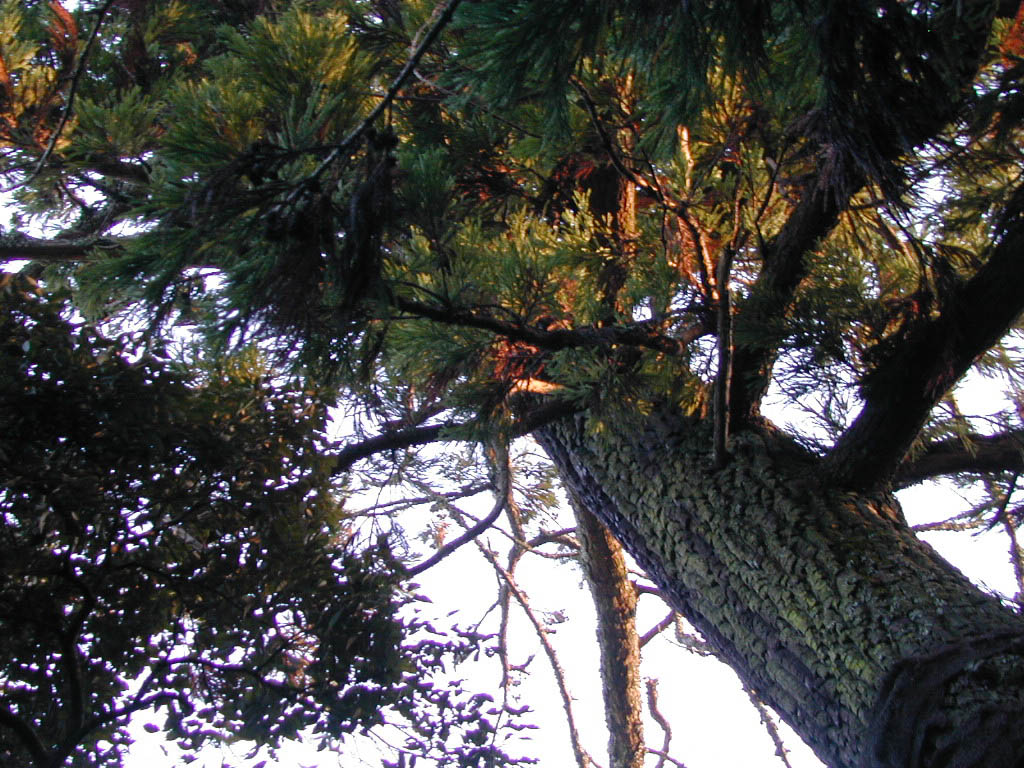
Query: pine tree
[{"left": 4, "top": 1, "right": 1024, "bottom": 766}]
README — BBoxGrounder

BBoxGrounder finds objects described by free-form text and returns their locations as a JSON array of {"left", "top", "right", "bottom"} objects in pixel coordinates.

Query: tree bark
[
  {"left": 536, "top": 408, "right": 1024, "bottom": 768},
  {"left": 572, "top": 502, "right": 646, "bottom": 768}
]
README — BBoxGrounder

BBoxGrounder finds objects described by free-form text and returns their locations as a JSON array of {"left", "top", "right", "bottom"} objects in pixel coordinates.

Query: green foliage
[
  {"left": 0, "top": 276, "right": 532, "bottom": 767},
  {"left": 4, "top": 1, "right": 1024, "bottom": 761}
]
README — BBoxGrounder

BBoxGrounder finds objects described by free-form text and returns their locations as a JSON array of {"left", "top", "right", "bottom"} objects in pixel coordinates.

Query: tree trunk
[
  {"left": 572, "top": 502, "right": 646, "bottom": 768},
  {"left": 536, "top": 408, "right": 1024, "bottom": 768}
]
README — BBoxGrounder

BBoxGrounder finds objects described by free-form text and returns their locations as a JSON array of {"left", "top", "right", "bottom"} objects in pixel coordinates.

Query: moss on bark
[{"left": 538, "top": 407, "right": 1024, "bottom": 768}]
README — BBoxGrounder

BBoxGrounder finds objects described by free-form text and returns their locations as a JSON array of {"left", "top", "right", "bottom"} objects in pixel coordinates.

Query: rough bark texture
[
  {"left": 536, "top": 408, "right": 1024, "bottom": 768},
  {"left": 572, "top": 503, "right": 645, "bottom": 768}
]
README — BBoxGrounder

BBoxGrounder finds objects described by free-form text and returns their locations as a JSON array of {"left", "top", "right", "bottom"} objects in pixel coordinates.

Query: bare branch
[
  {"left": 347, "top": 481, "right": 491, "bottom": 516},
  {"left": 645, "top": 679, "right": 678, "bottom": 768},
  {"left": 404, "top": 444, "right": 510, "bottom": 577},
  {"left": 479, "top": 545, "right": 595, "bottom": 768},
  {"left": 639, "top": 611, "right": 676, "bottom": 649},
  {"left": 744, "top": 687, "right": 796, "bottom": 768},
  {"left": 894, "top": 430, "right": 1024, "bottom": 488}
]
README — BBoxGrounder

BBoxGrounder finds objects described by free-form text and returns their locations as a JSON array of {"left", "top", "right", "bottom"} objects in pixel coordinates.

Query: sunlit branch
[
  {"left": 572, "top": 501, "right": 644, "bottom": 768},
  {"left": 645, "top": 679, "right": 679, "bottom": 768},
  {"left": 911, "top": 511, "right": 988, "bottom": 534}
]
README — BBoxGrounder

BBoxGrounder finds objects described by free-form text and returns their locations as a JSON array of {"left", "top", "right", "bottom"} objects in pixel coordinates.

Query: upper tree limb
[
  {"left": 825, "top": 194, "right": 1024, "bottom": 490},
  {"left": 894, "top": 429, "right": 1024, "bottom": 490}
]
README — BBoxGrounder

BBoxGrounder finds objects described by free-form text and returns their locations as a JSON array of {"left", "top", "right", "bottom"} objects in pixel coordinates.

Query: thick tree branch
[
  {"left": 894, "top": 430, "right": 1024, "bottom": 489},
  {"left": 0, "top": 235, "right": 120, "bottom": 263},
  {"left": 827, "top": 208, "right": 1024, "bottom": 490},
  {"left": 330, "top": 398, "right": 579, "bottom": 475},
  {"left": 395, "top": 295, "right": 708, "bottom": 355},
  {"left": 729, "top": 0, "right": 999, "bottom": 424},
  {"left": 572, "top": 502, "right": 645, "bottom": 768},
  {"left": 331, "top": 422, "right": 447, "bottom": 474}
]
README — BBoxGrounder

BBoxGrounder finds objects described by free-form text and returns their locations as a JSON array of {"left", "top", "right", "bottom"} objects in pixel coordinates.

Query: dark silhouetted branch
[
  {"left": 404, "top": 444, "right": 510, "bottom": 577},
  {"left": 0, "top": 236, "right": 120, "bottom": 263},
  {"left": 395, "top": 295, "right": 707, "bottom": 356},
  {"left": 827, "top": 200, "right": 1024, "bottom": 490},
  {"left": 0, "top": 703, "right": 49, "bottom": 765},
  {"left": 894, "top": 430, "right": 1024, "bottom": 488}
]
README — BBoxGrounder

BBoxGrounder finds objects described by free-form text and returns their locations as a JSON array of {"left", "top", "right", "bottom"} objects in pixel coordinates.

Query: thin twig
[
  {"left": 1003, "top": 514, "right": 1024, "bottom": 606},
  {"left": 744, "top": 686, "right": 795, "bottom": 768},
  {"left": 348, "top": 481, "right": 491, "bottom": 517},
  {"left": 479, "top": 545, "right": 594, "bottom": 768},
  {"left": 644, "top": 746, "right": 690, "bottom": 768},
  {"left": 712, "top": 247, "right": 735, "bottom": 469},
  {"left": 645, "top": 678, "right": 678, "bottom": 768}
]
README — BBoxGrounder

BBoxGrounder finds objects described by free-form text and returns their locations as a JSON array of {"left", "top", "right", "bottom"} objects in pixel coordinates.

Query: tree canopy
[{"left": 3, "top": 1, "right": 1024, "bottom": 767}]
